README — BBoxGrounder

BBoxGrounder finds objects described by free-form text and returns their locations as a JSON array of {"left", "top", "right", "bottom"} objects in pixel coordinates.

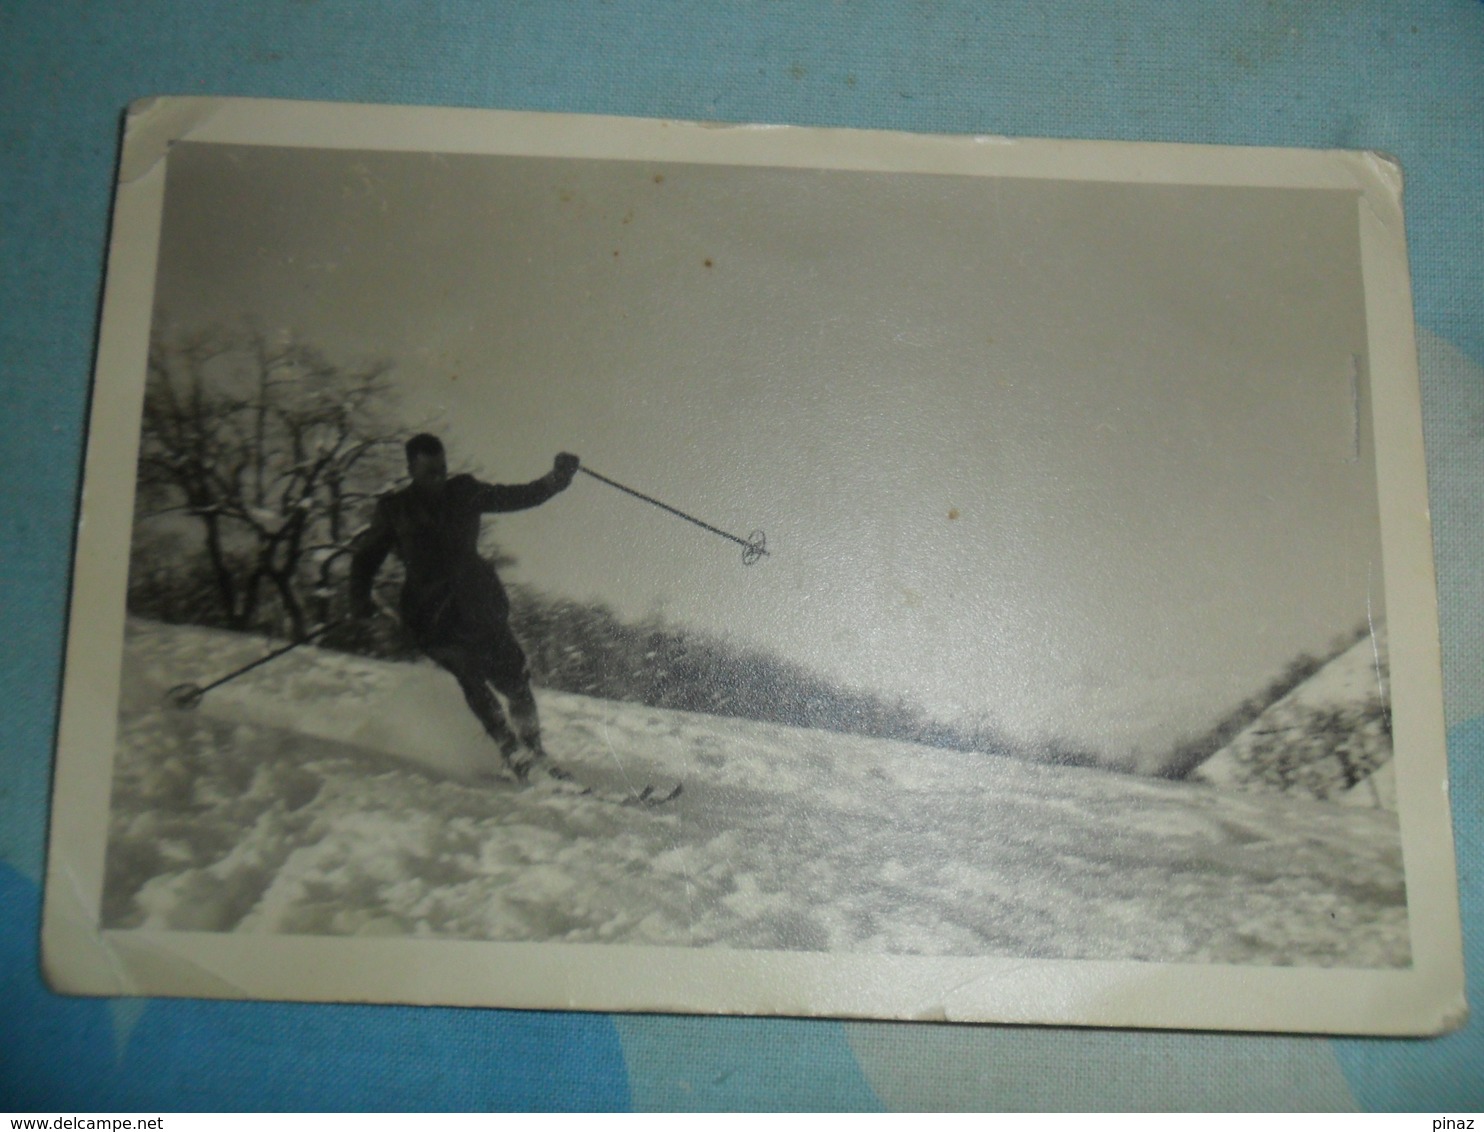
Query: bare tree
[
  {"left": 133, "top": 324, "right": 408, "bottom": 639},
  {"left": 1221, "top": 696, "right": 1392, "bottom": 802}
]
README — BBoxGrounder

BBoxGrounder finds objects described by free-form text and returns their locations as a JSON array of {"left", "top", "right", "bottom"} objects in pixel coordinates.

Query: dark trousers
[{"left": 422, "top": 619, "right": 543, "bottom": 764}]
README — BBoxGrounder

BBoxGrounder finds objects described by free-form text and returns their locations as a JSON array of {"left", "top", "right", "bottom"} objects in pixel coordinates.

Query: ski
[
  {"left": 556, "top": 769, "right": 683, "bottom": 807},
  {"left": 481, "top": 759, "right": 682, "bottom": 807},
  {"left": 531, "top": 754, "right": 683, "bottom": 807},
  {"left": 534, "top": 772, "right": 683, "bottom": 808},
  {"left": 632, "top": 782, "right": 684, "bottom": 805}
]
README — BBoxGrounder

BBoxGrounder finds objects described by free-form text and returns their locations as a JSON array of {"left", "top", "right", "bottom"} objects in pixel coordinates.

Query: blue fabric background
[{"left": 2, "top": 0, "right": 1480, "bottom": 1110}]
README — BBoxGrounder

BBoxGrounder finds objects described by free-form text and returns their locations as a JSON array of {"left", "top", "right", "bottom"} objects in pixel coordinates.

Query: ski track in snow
[{"left": 103, "top": 619, "right": 1410, "bottom": 966}]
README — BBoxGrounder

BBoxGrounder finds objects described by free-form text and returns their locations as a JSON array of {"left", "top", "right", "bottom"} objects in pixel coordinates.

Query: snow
[
  {"left": 104, "top": 619, "right": 1409, "bottom": 966},
  {"left": 1194, "top": 625, "right": 1394, "bottom": 808},
  {"left": 1340, "top": 759, "right": 1396, "bottom": 811}
]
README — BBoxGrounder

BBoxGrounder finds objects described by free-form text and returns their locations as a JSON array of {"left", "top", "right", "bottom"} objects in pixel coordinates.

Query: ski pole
[
  {"left": 165, "top": 620, "right": 344, "bottom": 710},
  {"left": 577, "top": 466, "right": 769, "bottom": 565}
]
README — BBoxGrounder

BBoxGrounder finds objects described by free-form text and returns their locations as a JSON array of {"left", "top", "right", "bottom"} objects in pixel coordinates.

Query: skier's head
[{"left": 405, "top": 433, "right": 447, "bottom": 491}]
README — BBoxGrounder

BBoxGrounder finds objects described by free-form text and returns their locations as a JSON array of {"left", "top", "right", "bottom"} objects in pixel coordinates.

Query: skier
[{"left": 349, "top": 433, "right": 580, "bottom": 780}]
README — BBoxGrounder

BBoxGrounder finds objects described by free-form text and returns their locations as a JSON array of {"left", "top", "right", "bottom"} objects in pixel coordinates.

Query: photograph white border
[{"left": 43, "top": 97, "right": 1465, "bottom": 1034}]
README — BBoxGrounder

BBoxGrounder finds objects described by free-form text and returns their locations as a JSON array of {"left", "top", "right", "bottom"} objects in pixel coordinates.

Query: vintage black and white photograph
[{"left": 45, "top": 100, "right": 1461, "bottom": 1030}]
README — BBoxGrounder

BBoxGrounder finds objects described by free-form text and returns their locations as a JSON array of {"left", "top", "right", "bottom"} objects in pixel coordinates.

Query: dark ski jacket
[{"left": 349, "top": 472, "right": 565, "bottom": 647}]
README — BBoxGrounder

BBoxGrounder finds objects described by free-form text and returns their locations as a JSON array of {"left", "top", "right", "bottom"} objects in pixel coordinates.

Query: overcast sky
[{"left": 149, "top": 140, "right": 1381, "bottom": 758}]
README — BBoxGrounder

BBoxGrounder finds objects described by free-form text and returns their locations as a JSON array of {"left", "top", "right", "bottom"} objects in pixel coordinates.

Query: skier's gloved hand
[{"left": 552, "top": 452, "right": 580, "bottom": 490}]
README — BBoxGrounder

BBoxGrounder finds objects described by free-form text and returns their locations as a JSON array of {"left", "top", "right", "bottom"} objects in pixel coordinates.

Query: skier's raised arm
[{"left": 468, "top": 452, "right": 580, "bottom": 513}]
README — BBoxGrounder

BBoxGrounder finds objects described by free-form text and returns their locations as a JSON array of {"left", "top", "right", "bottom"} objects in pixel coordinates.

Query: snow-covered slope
[
  {"left": 103, "top": 619, "right": 1408, "bottom": 966},
  {"left": 1193, "top": 627, "right": 1393, "bottom": 809}
]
